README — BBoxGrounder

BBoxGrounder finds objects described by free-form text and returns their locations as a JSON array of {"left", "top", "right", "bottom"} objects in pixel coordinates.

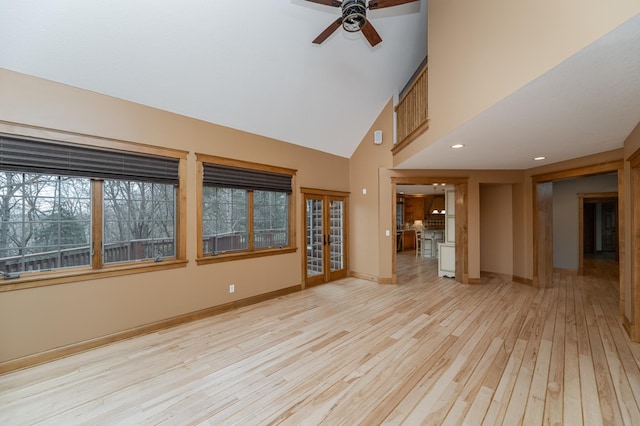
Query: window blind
[
  {"left": 0, "top": 134, "right": 179, "bottom": 185},
  {"left": 203, "top": 163, "right": 292, "bottom": 193}
]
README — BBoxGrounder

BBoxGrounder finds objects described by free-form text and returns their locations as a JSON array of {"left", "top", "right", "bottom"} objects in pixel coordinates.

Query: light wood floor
[{"left": 1, "top": 252, "right": 638, "bottom": 425}]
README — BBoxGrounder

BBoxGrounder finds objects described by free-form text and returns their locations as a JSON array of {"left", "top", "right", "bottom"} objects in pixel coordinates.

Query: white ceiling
[
  {"left": 1, "top": 3, "right": 638, "bottom": 171},
  {"left": 0, "top": 0, "right": 427, "bottom": 159},
  {"left": 398, "top": 13, "right": 640, "bottom": 170}
]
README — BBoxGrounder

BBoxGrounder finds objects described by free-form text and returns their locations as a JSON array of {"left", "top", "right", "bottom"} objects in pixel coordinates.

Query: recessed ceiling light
[
  {"left": 451, "top": 144, "right": 465, "bottom": 149},
  {"left": 533, "top": 156, "right": 546, "bottom": 161},
  {"left": 440, "top": 183, "right": 446, "bottom": 186}
]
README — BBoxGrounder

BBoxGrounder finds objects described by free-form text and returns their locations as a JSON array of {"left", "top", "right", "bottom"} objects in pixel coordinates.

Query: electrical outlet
[{"left": 229, "top": 284, "right": 235, "bottom": 293}]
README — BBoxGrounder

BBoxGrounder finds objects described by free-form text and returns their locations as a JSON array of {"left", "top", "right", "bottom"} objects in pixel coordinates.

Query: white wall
[{"left": 552, "top": 173, "right": 618, "bottom": 270}]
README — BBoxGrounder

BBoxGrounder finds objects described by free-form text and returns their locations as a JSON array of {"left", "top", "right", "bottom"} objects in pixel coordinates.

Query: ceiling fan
[{"left": 306, "top": 0, "right": 419, "bottom": 47}]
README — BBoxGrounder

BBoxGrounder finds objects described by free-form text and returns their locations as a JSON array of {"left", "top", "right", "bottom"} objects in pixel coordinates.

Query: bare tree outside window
[
  {"left": 103, "top": 180, "right": 176, "bottom": 263},
  {"left": 254, "top": 191, "right": 288, "bottom": 249},
  {"left": 0, "top": 172, "right": 91, "bottom": 273},
  {"left": 202, "top": 187, "right": 248, "bottom": 253},
  {"left": 0, "top": 173, "right": 177, "bottom": 274}
]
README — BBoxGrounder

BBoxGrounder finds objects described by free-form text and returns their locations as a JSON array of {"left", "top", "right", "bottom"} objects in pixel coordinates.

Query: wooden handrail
[{"left": 393, "top": 64, "right": 429, "bottom": 154}]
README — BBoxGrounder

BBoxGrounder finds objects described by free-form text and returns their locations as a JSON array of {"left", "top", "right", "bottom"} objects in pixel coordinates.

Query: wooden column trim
[
  {"left": 455, "top": 182, "right": 469, "bottom": 284},
  {"left": 91, "top": 180, "right": 103, "bottom": 269}
]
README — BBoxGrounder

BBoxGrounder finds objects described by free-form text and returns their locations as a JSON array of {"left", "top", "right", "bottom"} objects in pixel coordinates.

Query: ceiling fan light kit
[
  {"left": 342, "top": 0, "right": 367, "bottom": 32},
  {"left": 307, "top": 0, "right": 419, "bottom": 46}
]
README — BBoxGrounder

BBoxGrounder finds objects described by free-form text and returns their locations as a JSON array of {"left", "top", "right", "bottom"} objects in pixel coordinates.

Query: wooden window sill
[
  {"left": 196, "top": 247, "right": 297, "bottom": 265},
  {"left": 0, "top": 259, "right": 188, "bottom": 292}
]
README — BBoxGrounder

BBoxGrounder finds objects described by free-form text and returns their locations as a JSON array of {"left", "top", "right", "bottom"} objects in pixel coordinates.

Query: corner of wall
[{"left": 349, "top": 99, "right": 395, "bottom": 280}]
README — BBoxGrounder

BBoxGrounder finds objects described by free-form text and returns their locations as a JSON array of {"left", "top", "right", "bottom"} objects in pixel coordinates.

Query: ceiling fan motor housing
[{"left": 342, "top": 0, "right": 367, "bottom": 32}]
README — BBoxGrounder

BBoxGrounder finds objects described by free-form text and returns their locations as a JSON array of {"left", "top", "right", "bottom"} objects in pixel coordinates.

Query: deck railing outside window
[{"left": 1, "top": 228, "right": 288, "bottom": 273}]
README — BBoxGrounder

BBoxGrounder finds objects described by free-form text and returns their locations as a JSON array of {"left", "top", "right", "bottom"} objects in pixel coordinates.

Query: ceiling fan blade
[
  {"left": 305, "top": 0, "right": 342, "bottom": 7},
  {"left": 361, "top": 21, "right": 382, "bottom": 46},
  {"left": 313, "top": 17, "right": 343, "bottom": 44},
  {"left": 368, "top": 0, "right": 419, "bottom": 10}
]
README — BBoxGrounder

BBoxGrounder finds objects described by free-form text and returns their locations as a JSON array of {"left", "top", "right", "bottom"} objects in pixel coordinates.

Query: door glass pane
[
  {"left": 329, "top": 200, "right": 344, "bottom": 272},
  {"left": 306, "top": 198, "right": 323, "bottom": 277}
]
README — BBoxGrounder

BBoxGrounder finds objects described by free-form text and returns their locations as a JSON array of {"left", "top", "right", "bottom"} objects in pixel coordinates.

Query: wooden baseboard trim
[
  {"left": 0, "top": 284, "right": 302, "bottom": 376},
  {"left": 480, "top": 271, "right": 534, "bottom": 287},
  {"left": 480, "top": 271, "right": 511, "bottom": 281},
  {"left": 467, "top": 277, "right": 482, "bottom": 285},
  {"left": 349, "top": 271, "right": 379, "bottom": 283},
  {"left": 348, "top": 272, "right": 394, "bottom": 285},
  {"left": 623, "top": 316, "right": 635, "bottom": 341},
  {"left": 513, "top": 275, "right": 534, "bottom": 286}
]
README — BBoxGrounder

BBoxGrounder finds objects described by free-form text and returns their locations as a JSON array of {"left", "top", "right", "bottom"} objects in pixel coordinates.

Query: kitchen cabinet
[
  {"left": 402, "top": 230, "right": 415, "bottom": 250},
  {"left": 439, "top": 189, "right": 456, "bottom": 278},
  {"left": 403, "top": 196, "right": 425, "bottom": 223}
]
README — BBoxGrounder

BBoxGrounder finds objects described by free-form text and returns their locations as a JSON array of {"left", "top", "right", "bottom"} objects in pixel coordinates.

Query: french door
[{"left": 302, "top": 189, "right": 349, "bottom": 287}]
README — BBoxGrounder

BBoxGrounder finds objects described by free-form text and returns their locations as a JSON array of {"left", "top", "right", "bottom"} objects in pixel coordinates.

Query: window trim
[
  {"left": 195, "top": 154, "right": 297, "bottom": 265},
  {"left": 0, "top": 121, "right": 188, "bottom": 292}
]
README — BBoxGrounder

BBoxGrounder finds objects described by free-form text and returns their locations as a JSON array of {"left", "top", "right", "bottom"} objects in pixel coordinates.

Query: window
[
  {"left": 202, "top": 187, "right": 248, "bottom": 253},
  {"left": 196, "top": 155, "right": 296, "bottom": 261},
  {"left": 0, "top": 130, "right": 186, "bottom": 285},
  {"left": 0, "top": 173, "right": 91, "bottom": 273},
  {"left": 254, "top": 190, "right": 288, "bottom": 249},
  {"left": 103, "top": 180, "right": 176, "bottom": 263}
]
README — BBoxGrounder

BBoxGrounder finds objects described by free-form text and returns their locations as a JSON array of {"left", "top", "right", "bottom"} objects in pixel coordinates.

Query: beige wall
[
  {"left": 348, "top": 100, "right": 394, "bottom": 281},
  {"left": 0, "top": 69, "right": 349, "bottom": 363},
  {"left": 395, "top": 1, "right": 640, "bottom": 165},
  {"left": 480, "top": 184, "right": 514, "bottom": 276}
]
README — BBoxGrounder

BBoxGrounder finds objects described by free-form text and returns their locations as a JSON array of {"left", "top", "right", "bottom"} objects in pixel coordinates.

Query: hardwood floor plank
[
  {"left": 522, "top": 286, "right": 558, "bottom": 425},
  {"left": 592, "top": 302, "right": 640, "bottom": 425},
  {"left": 1, "top": 254, "right": 639, "bottom": 425},
  {"left": 563, "top": 275, "right": 584, "bottom": 426},
  {"left": 544, "top": 271, "right": 567, "bottom": 425},
  {"left": 501, "top": 287, "right": 553, "bottom": 425},
  {"left": 574, "top": 274, "right": 605, "bottom": 426},
  {"left": 581, "top": 277, "right": 624, "bottom": 425}
]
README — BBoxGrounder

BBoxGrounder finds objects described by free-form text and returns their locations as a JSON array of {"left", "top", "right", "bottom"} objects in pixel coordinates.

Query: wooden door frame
[
  {"left": 531, "top": 161, "right": 624, "bottom": 302},
  {"left": 577, "top": 192, "right": 618, "bottom": 275},
  {"left": 628, "top": 149, "right": 640, "bottom": 340},
  {"left": 300, "top": 188, "right": 350, "bottom": 289},
  {"left": 391, "top": 177, "right": 469, "bottom": 284}
]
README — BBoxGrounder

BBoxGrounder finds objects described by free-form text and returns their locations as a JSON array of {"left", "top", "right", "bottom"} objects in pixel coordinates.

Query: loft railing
[{"left": 393, "top": 61, "right": 429, "bottom": 154}]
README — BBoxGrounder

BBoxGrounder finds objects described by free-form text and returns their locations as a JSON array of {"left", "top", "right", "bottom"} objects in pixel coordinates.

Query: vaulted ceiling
[
  {"left": 0, "top": 0, "right": 427, "bottom": 159},
  {"left": 1, "top": 3, "right": 639, "bottom": 171}
]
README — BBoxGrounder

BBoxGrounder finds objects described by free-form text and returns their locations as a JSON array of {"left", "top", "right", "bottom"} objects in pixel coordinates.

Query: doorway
[
  {"left": 532, "top": 163, "right": 623, "bottom": 289},
  {"left": 579, "top": 193, "right": 619, "bottom": 275},
  {"left": 391, "top": 177, "right": 469, "bottom": 285},
  {"left": 302, "top": 189, "right": 349, "bottom": 287}
]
